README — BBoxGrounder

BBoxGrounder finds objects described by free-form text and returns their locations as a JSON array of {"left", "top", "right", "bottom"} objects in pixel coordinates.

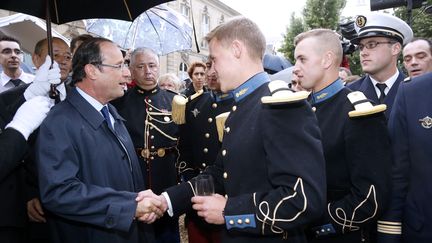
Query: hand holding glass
[{"left": 194, "top": 174, "right": 214, "bottom": 196}]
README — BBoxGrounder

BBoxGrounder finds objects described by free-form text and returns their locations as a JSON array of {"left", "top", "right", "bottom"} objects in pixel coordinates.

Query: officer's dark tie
[
  {"left": 376, "top": 83, "right": 387, "bottom": 104},
  {"left": 101, "top": 106, "right": 113, "bottom": 130},
  {"left": 10, "top": 79, "right": 22, "bottom": 87}
]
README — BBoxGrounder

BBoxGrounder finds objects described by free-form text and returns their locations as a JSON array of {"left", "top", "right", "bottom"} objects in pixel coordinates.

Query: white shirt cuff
[{"left": 162, "top": 192, "right": 174, "bottom": 217}]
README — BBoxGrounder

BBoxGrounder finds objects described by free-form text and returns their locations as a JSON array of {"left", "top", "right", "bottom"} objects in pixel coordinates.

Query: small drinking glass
[{"left": 194, "top": 174, "right": 215, "bottom": 196}]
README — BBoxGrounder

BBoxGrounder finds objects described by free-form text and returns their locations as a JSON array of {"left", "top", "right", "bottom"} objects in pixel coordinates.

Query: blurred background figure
[
  {"left": 0, "top": 36, "right": 34, "bottom": 93},
  {"left": 403, "top": 38, "right": 432, "bottom": 78},
  {"left": 158, "top": 73, "right": 181, "bottom": 92},
  {"left": 183, "top": 61, "right": 206, "bottom": 97},
  {"left": 339, "top": 67, "right": 352, "bottom": 81}
]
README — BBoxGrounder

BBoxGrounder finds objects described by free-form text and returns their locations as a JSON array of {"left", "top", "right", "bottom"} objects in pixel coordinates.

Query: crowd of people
[{"left": 0, "top": 10, "right": 431, "bottom": 243}]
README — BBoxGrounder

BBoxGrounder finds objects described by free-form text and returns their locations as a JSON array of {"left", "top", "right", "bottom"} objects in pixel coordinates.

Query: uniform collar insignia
[
  {"left": 191, "top": 108, "right": 200, "bottom": 118},
  {"left": 419, "top": 116, "right": 432, "bottom": 129},
  {"left": 135, "top": 85, "right": 158, "bottom": 95},
  {"left": 311, "top": 79, "right": 344, "bottom": 105},
  {"left": 232, "top": 72, "right": 270, "bottom": 102},
  {"left": 212, "top": 91, "right": 234, "bottom": 102}
]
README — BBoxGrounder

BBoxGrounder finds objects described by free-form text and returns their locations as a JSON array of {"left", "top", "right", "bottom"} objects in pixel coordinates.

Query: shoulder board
[
  {"left": 261, "top": 80, "right": 309, "bottom": 104},
  {"left": 171, "top": 94, "right": 188, "bottom": 125},
  {"left": 188, "top": 89, "right": 204, "bottom": 101},
  {"left": 403, "top": 76, "right": 412, "bottom": 82},
  {"left": 347, "top": 91, "right": 386, "bottom": 118}
]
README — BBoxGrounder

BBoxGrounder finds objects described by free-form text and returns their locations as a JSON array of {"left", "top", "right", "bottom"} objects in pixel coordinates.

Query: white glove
[
  {"left": 5, "top": 96, "right": 54, "bottom": 140},
  {"left": 24, "top": 56, "right": 62, "bottom": 100}
]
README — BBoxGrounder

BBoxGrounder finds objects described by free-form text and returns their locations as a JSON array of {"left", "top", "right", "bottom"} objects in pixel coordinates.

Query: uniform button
[
  {"left": 150, "top": 135, "right": 154, "bottom": 139},
  {"left": 149, "top": 117, "right": 153, "bottom": 121},
  {"left": 225, "top": 194, "right": 228, "bottom": 198},
  {"left": 208, "top": 118, "right": 213, "bottom": 123},
  {"left": 223, "top": 172, "right": 228, "bottom": 179},
  {"left": 312, "top": 107, "right": 316, "bottom": 112},
  {"left": 203, "top": 148, "right": 208, "bottom": 153},
  {"left": 150, "top": 126, "right": 154, "bottom": 130},
  {"left": 148, "top": 99, "right": 152, "bottom": 103},
  {"left": 321, "top": 229, "right": 325, "bottom": 233},
  {"left": 229, "top": 219, "right": 234, "bottom": 225},
  {"left": 205, "top": 133, "right": 210, "bottom": 138},
  {"left": 149, "top": 107, "right": 153, "bottom": 111},
  {"left": 225, "top": 127, "right": 230, "bottom": 133},
  {"left": 164, "top": 116, "right": 170, "bottom": 122},
  {"left": 245, "top": 218, "right": 250, "bottom": 224},
  {"left": 232, "top": 106, "right": 237, "bottom": 111},
  {"left": 212, "top": 103, "right": 217, "bottom": 108},
  {"left": 202, "top": 163, "right": 206, "bottom": 167},
  {"left": 222, "top": 150, "right": 227, "bottom": 156},
  {"left": 150, "top": 156, "right": 154, "bottom": 160},
  {"left": 151, "top": 146, "right": 155, "bottom": 149},
  {"left": 237, "top": 219, "right": 243, "bottom": 225}
]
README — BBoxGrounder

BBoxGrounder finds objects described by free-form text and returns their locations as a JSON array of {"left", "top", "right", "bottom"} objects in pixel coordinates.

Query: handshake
[{"left": 134, "top": 190, "right": 168, "bottom": 224}]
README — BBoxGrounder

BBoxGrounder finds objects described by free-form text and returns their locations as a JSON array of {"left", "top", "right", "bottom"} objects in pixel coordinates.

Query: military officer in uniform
[
  {"left": 293, "top": 29, "right": 392, "bottom": 242},
  {"left": 142, "top": 17, "right": 327, "bottom": 243},
  {"left": 348, "top": 12, "right": 413, "bottom": 117},
  {"left": 377, "top": 73, "right": 432, "bottom": 243},
  {"left": 112, "top": 47, "right": 180, "bottom": 243},
  {"left": 175, "top": 58, "right": 234, "bottom": 243}
]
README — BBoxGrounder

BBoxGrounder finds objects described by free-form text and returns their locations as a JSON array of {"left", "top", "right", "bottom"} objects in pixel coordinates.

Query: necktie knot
[
  {"left": 101, "top": 106, "right": 113, "bottom": 129},
  {"left": 376, "top": 83, "right": 387, "bottom": 104},
  {"left": 10, "top": 79, "right": 22, "bottom": 87}
]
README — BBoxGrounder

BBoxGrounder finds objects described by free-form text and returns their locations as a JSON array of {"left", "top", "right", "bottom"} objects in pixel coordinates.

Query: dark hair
[
  {"left": 71, "top": 37, "right": 112, "bottom": 84},
  {"left": 0, "top": 35, "right": 21, "bottom": 46},
  {"left": 405, "top": 37, "right": 432, "bottom": 55},
  {"left": 70, "top": 34, "right": 93, "bottom": 54},
  {"left": 33, "top": 37, "right": 68, "bottom": 55}
]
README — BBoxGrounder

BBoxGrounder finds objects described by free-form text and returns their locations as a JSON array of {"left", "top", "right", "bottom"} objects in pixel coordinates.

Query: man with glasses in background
[
  {"left": 0, "top": 36, "right": 34, "bottom": 93},
  {"left": 112, "top": 47, "right": 180, "bottom": 243},
  {"left": 348, "top": 12, "right": 413, "bottom": 117}
]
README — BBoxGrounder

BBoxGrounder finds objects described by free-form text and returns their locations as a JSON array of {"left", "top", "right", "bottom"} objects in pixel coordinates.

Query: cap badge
[
  {"left": 356, "top": 15, "right": 367, "bottom": 28},
  {"left": 419, "top": 116, "right": 432, "bottom": 129}
]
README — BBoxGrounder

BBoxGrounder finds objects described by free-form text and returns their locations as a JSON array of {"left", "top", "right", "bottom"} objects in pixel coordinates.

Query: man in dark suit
[
  {"left": 293, "top": 28, "right": 392, "bottom": 243},
  {"left": 35, "top": 38, "right": 163, "bottom": 243},
  {"left": 0, "top": 95, "right": 52, "bottom": 243},
  {"left": 144, "top": 17, "right": 327, "bottom": 243},
  {"left": 348, "top": 12, "right": 413, "bottom": 117},
  {"left": 112, "top": 47, "right": 180, "bottom": 243},
  {"left": 377, "top": 73, "right": 432, "bottom": 243}
]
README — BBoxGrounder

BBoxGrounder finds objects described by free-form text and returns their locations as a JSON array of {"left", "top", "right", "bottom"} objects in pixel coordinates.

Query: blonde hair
[
  {"left": 204, "top": 17, "right": 266, "bottom": 61},
  {"left": 158, "top": 73, "right": 181, "bottom": 91},
  {"left": 295, "top": 29, "right": 343, "bottom": 66}
]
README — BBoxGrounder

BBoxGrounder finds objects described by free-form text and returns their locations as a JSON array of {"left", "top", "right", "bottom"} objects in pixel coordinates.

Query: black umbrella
[{"left": 0, "top": 0, "right": 174, "bottom": 98}]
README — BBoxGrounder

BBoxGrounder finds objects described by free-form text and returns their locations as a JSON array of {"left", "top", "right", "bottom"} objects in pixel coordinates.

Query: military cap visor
[{"left": 351, "top": 13, "right": 413, "bottom": 45}]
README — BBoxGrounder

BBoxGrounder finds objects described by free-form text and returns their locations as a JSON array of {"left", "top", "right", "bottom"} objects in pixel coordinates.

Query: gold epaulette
[
  {"left": 171, "top": 90, "right": 204, "bottom": 124},
  {"left": 347, "top": 91, "right": 386, "bottom": 117},
  {"left": 261, "top": 80, "right": 309, "bottom": 104},
  {"left": 215, "top": 112, "right": 230, "bottom": 142}
]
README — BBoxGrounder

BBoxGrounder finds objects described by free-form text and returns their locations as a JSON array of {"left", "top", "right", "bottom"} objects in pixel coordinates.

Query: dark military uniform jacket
[
  {"left": 347, "top": 72, "right": 405, "bottom": 117},
  {"left": 166, "top": 72, "right": 327, "bottom": 243},
  {"left": 178, "top": 90, "right": 234, "bottom": 181},
  {"left": 378, "top": 73, "right": 432, "bottom": 243},
  {"left": 307, "top": 79, "right": 392, "bottom": 243},
  {"left": 112, "top": 85, "right": 179, "bottom": 194}
]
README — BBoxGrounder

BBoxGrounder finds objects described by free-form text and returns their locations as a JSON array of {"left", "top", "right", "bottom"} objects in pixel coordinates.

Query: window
[
  {"left": 201, "top": 6, "right": 210, "bottom": 48},
  {"left": 180, "top": 0, "right": 190, "bottom": 19}
]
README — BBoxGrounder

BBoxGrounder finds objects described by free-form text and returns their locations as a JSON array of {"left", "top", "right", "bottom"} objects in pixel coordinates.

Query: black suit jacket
[{"left": 0, "top": 89, "right": 29, "bottom": 228}]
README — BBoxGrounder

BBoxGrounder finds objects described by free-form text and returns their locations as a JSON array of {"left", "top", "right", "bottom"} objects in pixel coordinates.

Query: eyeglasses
[
  {"left": 357, "top": 41, "right": 396, "bottom": 51},
  {"left": 1, "top": 48, "right": 23, "bottom": 55},
  {"left": 93, "top": 62, "right": 129, "bottom": 70}
]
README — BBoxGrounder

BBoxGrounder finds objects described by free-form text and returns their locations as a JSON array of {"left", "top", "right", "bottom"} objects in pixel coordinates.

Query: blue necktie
[{"left": 101, "top": 106, "right": 113, "bottom": 130}]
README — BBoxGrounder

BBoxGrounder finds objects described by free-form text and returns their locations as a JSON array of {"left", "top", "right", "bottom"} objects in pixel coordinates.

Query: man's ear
[
  {"left": 322, "top": 51, "right": 334, "bottom": 69},
  {"left": 231, "top": 40, "right": 242, "bottom": 59},
  {"left": 32, "top": 54, "right": 42, "bottom": 69},
  {"left": 84, "top": 64, "right": 98, "bottom": 80},
  {"left": 392, "top": 42, "right": 402, "bottom": 56}
]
